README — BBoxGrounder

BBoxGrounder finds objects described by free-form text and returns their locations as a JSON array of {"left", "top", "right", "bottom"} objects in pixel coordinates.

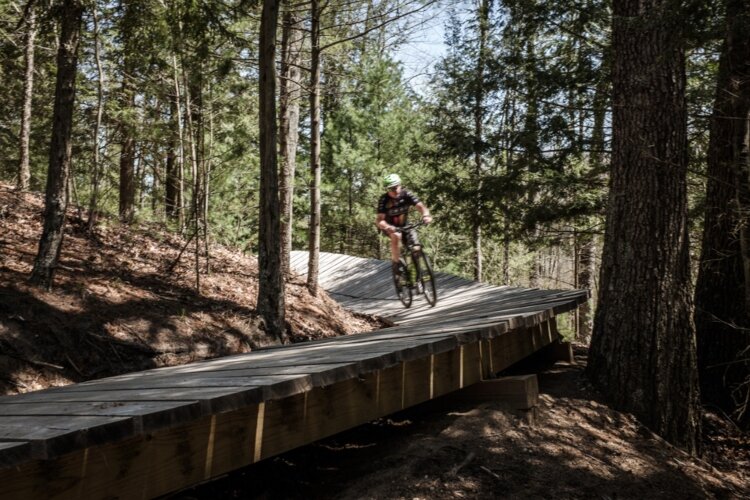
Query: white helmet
[{"left": 383, "top": 173, "right": 401, "bottom": 189}]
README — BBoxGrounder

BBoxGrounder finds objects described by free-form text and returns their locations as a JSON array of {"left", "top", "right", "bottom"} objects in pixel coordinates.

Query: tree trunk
[
  {"left": 29, "top": 0, "right": 83, "bottom": 289},
  {"left": 204, "top": 81, "right": 213, "bottom": 274},
  {"left": 17, "top": 8, "right": 37, "bottom": 191},
  {"left": 502, "top": 218, "right": 510, "bottom": 284},
  {"left": 257, "top": 0, "right": 286, "bottom": 341},
  {"left": 307, "top": 0, "right": 322, "bottom": 295},
  {"left": 87, "top": 7, "right": 105, "bottom": 230},
  {"left": 183, "top": 68, "right": 201, "bottom": 292},
  {"left": 171, "top": 55, "right": 185, "bottom": 231},
  {"left": 279, "top": 9, "right": 303, "bottom": 276},
  {"left": 118, "top": 1, "right": 137, "bottom": 223},
  {"left": 576, "top": 235, "right": 595, "bottom": 342},
  {"left": 166, "top": 89, "right": 180, "bottom": 221},
  {"left": 472, "top": 0, "right": 490, "bottom": 283},
  {"left": 118, "top": 92, "right": 136, "bottom": 222},
  {"left": 694, "top": 0, "right": 750, "bottom": 427},
  {"left": 523, "top": 38, "right": 542, "bottom": 289},
  {"left": 587, "top": 0, "right": 700, "bottom": 453}
]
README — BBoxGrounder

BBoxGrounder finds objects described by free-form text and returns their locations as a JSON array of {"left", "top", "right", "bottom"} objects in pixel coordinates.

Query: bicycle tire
[
  {"left": 392, "top": 259, "right": 412, "bottom": 308},
  {"left": 416, "top": 251, "right": 437, "bottom": 306}
]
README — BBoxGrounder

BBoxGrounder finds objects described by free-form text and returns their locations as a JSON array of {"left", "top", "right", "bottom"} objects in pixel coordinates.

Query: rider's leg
[
  {"left": 389, "top": 232, "right": 401, "bottom": 263},
  {"left": 389, "top": 232, "right": 402, "bottom": 274}
]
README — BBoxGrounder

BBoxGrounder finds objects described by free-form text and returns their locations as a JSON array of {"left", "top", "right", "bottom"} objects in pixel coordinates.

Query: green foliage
[
  {"left": 319, "top": 52, "right": 428, "bottom": 258},
  {"left": 0, "top": 0, "right": 727, "bottom": 311}
]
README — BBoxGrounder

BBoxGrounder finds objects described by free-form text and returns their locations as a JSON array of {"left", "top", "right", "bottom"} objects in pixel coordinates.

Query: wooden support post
[
  {"left": 447, "top": 374, "right": 539, "bottom": 410},
  {"left": 546, "top": 340, "right": 574, "bottom": 364}
]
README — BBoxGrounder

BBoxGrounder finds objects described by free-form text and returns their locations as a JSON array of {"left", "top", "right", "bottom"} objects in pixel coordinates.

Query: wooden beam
[
  {"left": 449, "top": 375, "right": 539, "bottom": 410},
  {"left": 0, "top": 406, "right": 260, "bottom": 500}
]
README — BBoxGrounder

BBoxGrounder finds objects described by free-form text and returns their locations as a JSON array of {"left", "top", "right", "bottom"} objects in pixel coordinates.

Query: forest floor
[
  {"left": 1, "top": 182, "right": 749, "bottom": 498},
  {"left": 0, "top": 183, "right": 384, "bottom": 394}
]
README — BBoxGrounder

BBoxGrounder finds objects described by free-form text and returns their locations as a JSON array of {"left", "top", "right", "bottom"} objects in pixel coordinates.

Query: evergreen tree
[
  {"left": 587, "top": 0, "right": 701, "bottom": 452},
  {"left": 694, "top": 0, "right": 750, "bottom": 428}
]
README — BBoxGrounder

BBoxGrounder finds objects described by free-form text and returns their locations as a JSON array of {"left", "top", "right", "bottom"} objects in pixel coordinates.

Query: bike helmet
[{"left": 383, "top": 173, "right": 401, "bottom": 189}]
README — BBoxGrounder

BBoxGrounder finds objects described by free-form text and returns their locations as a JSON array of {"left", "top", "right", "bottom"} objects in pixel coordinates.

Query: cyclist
[{"left": 376, "top": 173, "right": 432, "bottom": 273}]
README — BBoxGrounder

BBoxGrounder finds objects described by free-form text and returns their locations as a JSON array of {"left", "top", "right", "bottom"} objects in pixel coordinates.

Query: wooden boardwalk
[{"left": 0, "top": 252, "right": 588, "bottom": 499}]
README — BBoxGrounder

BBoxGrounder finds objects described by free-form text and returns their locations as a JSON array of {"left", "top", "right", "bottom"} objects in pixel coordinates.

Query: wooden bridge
[{"left": 0, "top": 252, "right": 588, "bottom": 499}]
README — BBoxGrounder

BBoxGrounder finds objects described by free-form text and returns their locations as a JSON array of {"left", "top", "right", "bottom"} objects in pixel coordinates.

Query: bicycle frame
[{"left": 396, "top": 221, "right": 437, "bottom": 306}]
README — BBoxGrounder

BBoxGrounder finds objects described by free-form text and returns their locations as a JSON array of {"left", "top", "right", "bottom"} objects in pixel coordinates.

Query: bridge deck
[{"left": 0, "top": 252, "right": 588, "bottom": 499}]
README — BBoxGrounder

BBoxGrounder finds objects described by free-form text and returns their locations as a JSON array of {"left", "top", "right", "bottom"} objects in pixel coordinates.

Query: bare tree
[
  {"left": 307, "top": 0, "right": 323, "bottom": 295},
  {"left": 279, "top": 7, "right": 304, "bottom": 276},
  {"left": 29, "top": 0, "right": 84, "bottom": 288},
  {"left": 17, "top": 6, "right": 37, "bottom": 190},
  {"left": 257, "top": 0, "right": 286, "bottom": 341},
  {"left": 87, "top": 6, "right": 105, "bottom": 229}
]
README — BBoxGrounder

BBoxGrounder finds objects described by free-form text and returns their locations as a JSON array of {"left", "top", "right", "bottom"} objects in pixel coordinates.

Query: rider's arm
[
  {"left": 376, "top": 213, "right": 397, "bottom": 235},
  {"left": 415, "top": 202, "right": 432, "bottom": 224}
]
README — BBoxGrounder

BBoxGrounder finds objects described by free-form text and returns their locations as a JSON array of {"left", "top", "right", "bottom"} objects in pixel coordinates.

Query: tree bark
[
  {"left": 118, "top": 116, "right": 136, "bottom": 223},
  {"left": 257, "top": 0, "right": 286, "bottom": 341},
  {"left": 576, "top": 235, "right": 595, "bottom": 342},
  {"left": 182, "top": 67, "right": 202, "bottom": 292},
  {"left": 87, "top": 7, "right": 105, "bottom": 230},
  {"left": 118, "top": 4, "right": 137, "bottom": 223},
  {"left": 17, "top": 8, "right": 37, "bottom": 191},
  {"left": 29, "top": 0, "right": 83, "bottom": 289},
  {"left": 165, "top": 88, "right": 181, "bottom": 221},
  {"left": 279, "top": 8, "right": 303, "bottom": 276},
  {"left": 307, "top": 0, "right": 322, "bottom": 295},
  {"left": 471, "top": 0, "right": 490, "bottom": 282},
  {"left": 694, "top": 0, "right": 750, "bottom": 426},
  {"left": 587, "top": 0, "right": 700, "bottom": 453},
  {"left": 170, "top": 55, "right": 185, "bottom": 231}
]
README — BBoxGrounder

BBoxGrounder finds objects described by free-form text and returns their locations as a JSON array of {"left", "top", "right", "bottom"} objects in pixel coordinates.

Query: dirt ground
[
  {"left": 175, "top": 349, "right": 750, "bottom": 499},
  {"left": 0, "top": 184, "right": 384, "bottom": 394},
  {"left": 2, "top": 183, "right": 749, "bottom": 498}
]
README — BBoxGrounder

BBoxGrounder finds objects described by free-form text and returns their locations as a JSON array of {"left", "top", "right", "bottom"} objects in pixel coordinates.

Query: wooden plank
[
  {"left": 0, "top": 404, "right": 260, "bottom": 500},
  {"left": 0, "top": 442, "right": 31, "bottom": 469},
  {"left": 260, "top": 374, "right": 381, "bottom": 460},
  {"left": 62, "top": 374, "right": 313, "bottom": 401},
  {"left": 401, "top": 357, "right": 432, "bottom": 408},
  {"left": 1, "top": 386, "right": 263, "bottom": 416},
  {"left": 431, "top": 349, "right": 462, "bottom": 398},
  {"left": 452, "top": 375, "right": 539, "bottom": 409},
  {"left": 0, "top": 401, "right": 202, "bottom": 434},
  {"left": 0, "top": 415, "right": 134, "bottom": 460}
]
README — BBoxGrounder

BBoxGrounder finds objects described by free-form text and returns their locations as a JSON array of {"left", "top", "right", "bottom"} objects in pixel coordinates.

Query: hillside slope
[{"left": 0, "top": 184, "right": 383, "bottom": 395}]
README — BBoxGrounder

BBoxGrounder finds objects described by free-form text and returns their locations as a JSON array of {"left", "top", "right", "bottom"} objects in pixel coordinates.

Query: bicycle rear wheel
[
  {"left": 415, "top": 251, "right": 437, "bottom": 306},
  {"left": 392, "top": 259, "right": 412, "bottom": 308}
]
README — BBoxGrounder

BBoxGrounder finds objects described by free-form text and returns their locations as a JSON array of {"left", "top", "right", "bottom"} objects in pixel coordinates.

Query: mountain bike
[{"left": 391, "top": 220, "right": 437, "bottom": 308}]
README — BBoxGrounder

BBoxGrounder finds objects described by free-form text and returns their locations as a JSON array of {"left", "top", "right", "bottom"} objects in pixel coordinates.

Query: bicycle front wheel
[
  {"left": 392, "top": 259, "right": 412, "bottom": 308},
  {"left": 415, "top": 251, "right": 437, "bottom": 307}
]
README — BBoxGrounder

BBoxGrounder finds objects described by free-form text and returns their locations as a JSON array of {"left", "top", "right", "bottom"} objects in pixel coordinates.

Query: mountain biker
[{"left": 376, "top": 173, "right": 432, "bottom": 273}]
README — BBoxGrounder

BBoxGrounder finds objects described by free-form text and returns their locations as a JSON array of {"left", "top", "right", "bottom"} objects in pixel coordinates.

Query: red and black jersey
[{"left": 377, "top": 189, "right": 420, "bottom": 227}]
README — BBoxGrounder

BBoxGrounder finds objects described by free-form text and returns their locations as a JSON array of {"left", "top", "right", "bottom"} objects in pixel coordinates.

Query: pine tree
[
  {"left": 587, "top": 0, "right": 701, "bottom": 452},
  {"left": 29, "top": 0, "right": 85, "bottom": 289}
]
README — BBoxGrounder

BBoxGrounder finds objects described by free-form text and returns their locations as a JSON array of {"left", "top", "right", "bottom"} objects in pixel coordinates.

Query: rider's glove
[{"left": 422, "top": 215, "right": 432, "bottom": 225}]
